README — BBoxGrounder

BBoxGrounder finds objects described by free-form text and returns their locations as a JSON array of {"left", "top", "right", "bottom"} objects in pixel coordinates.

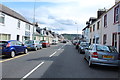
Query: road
[{"left": 1, "top": 42, "right": 120, "bottom": 79}]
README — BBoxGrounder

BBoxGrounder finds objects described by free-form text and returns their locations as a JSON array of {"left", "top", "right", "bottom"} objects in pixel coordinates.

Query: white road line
[
  {"left": 21, "top": 62, "right": 44, "bottom": 79},
  {"left": 49, "top": 51, "right": 57, "bottom": 57},
  {"left": 58, "top": 48, "right": 61, "bottom": 50}
]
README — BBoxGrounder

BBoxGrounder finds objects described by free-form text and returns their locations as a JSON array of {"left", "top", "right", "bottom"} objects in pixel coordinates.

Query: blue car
[{"left": 0, "top": 40, "right": 28, "bottom": 58}]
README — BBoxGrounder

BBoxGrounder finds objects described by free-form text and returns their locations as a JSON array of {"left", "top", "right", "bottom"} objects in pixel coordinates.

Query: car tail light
[
  {"left": 6, "top": 43, "right": 11, "bottom": 47},
  {"left": 92, "top": 52, "right": 98, "bottom": 58}
]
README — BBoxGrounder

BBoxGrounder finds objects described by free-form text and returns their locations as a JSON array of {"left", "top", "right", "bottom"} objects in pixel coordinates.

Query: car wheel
[
  {"left": 35, "top": 47, "right": 37, "bottom": 51},
  {"left": 24, "top": 48, "right": 28, "bottom": 54},
  {"left": 10, "top": 51, "right": 16, "bottom": 58},
  {"left": 88, "top": 58, "right": 93, "bottom": 67}
]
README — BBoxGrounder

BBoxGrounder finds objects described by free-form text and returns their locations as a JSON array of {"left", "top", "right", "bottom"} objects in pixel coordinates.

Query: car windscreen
[
  {"left": 80, "top": 43, "right": 89, "bottom": 47},
  {"left": 0, "top": 41, "right": 8, "bottom": 46},
  {"left": 25, "top": 41, "right": 34, "bottom": 44},
  {"left": 96, "top": 45, "right": 117, "bottom": 53}
]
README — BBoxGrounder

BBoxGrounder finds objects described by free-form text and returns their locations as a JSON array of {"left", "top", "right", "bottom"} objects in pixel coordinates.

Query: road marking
[
  {"left": 21, "top": 62, "right": 44, "bottom": 79},
  {"left": 0, "top": 52, "right": 33, "bottom": 63},
  {"left": 58, "top": 48, "right": 61, "bottom": 50},
  {"left": 49, "top": 51, "right": 57, "bottom": 57}
]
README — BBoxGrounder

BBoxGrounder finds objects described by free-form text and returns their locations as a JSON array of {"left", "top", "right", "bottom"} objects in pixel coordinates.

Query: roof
[{"left": 0, "top": 4, "right": 32, "bottom": 24}]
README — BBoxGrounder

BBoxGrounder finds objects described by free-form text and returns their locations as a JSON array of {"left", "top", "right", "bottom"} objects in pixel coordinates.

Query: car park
[
  {"left": 78, "top": 42, "right": 90, "bottom": 54},
  {"left": 24, "top": 40, "right": 42, "bottom": 51},
  {"left": 0, "top": 40, "right": 28, "bottom": 58},
  {"left": 84, "top": 44, "right": 120, "bottom": 67}
]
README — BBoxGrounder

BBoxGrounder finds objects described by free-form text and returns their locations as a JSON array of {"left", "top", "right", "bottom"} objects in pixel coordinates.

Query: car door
[
  {"left": 16, "top": 41, "right": 24, "bottom": 53},
  {"left": 85, "top": 44, "right": 93, "bottom": 60}
]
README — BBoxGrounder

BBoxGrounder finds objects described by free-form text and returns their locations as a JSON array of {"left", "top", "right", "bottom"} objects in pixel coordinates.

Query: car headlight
[{"left": 81, "top": 47, "right": 83, "bottom": 49}]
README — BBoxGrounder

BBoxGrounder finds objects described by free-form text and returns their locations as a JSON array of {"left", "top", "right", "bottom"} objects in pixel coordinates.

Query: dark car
[
  {"left": 78, "top": 42, "right": 90, "bottom": 54},
  {"left": 75, "top": 40, "right": 81, "bottom": 49},
  {"left": 62, "top": 40, "right": 67, "bottom": 43},
  {"left": 84, "top": 44, "right": 120, "bottom": 67},
  {"left": 0, "top": 40, "right": 28, "bottom": 58}
]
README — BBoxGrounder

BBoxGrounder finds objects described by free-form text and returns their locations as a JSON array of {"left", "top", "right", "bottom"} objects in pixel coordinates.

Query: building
[
  {"left": 0, "top": 4, "right": 33, "bottom": 42},
  {"left": 82, "top": 1, "right": 120, "bottom": 52}
]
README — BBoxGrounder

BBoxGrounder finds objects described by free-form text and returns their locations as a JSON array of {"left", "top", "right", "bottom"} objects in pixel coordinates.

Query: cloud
[{"left": 2, "top": 0, "right": 115, "bottom": 34}]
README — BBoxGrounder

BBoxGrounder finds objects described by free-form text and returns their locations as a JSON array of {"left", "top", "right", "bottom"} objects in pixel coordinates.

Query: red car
[{"left": 41, "top": 40, "right": 50, "bottom": 48}]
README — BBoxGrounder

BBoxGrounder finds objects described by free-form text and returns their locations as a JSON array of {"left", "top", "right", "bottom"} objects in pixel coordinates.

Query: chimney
[
  {"left": 115, "top": 0, "right": 120, "bottom": 4},
  {"left": 97, "top": 9, "right": 106, "bottom": 19}
]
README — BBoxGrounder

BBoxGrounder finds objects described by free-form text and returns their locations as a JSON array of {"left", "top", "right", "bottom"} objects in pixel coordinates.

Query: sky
[{"left": 1, "top": 0, "right": 115, "bottom": 34}]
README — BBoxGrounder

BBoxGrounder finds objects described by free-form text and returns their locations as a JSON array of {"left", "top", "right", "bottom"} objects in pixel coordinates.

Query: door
[
  {"left": 119, "top": 34, "right": 120, "bottom": 53},
  {"left": 16, "top": 41, "right": 24, "bottom": 53}
]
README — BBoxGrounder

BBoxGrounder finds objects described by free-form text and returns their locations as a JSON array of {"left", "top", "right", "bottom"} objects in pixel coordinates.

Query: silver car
[
  {"left": 84, "top": 44, "right": 120, "bottom": 67},
  {"left": 24, "top": 40, "right": 42, "bottom": 51}
]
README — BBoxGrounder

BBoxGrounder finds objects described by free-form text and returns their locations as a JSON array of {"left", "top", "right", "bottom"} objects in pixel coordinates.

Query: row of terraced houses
[
  {"left": 82, "top": 0, "right": 120, "bottom": 53},
  {"left": 0, "top": 4, "right": 64, "bottom": 44}
]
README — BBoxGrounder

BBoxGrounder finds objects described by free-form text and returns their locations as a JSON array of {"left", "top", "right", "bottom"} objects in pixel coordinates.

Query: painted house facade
[
  {"left": 82, "top": 1, "right": 120, "bottom": 52},
  {"left": 0, "top": 4, "right": 33, "bottom": 42}
]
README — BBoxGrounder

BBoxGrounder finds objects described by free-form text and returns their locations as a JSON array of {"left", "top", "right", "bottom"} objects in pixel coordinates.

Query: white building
[
  {"left": 0, "top": 4, "right": 33, "bottom": 42},
  {"left": 83, "top": 1, "right": 120, "bottom": 52}
]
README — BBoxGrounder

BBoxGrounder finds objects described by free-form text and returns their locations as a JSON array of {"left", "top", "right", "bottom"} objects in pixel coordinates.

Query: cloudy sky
[{"left": 1, "top": 0, "right": 115, "bottom": 34}]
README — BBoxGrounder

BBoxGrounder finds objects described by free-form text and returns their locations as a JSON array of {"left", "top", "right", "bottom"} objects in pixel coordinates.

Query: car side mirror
[{"left": 22, "top": 44, "right": 24, "bottom": 46}]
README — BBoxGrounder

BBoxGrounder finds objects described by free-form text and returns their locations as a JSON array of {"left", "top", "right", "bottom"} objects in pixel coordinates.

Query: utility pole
[{"left": 33, "top": 0, "right": 36, "bottom": 40}]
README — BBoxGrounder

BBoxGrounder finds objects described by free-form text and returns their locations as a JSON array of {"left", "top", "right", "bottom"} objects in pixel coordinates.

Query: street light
[{"left": 75, "top": 22, "right": 78, "bottom": 40}]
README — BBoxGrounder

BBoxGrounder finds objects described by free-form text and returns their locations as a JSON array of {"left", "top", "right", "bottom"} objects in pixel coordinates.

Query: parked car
[
  {"left": 41, "top": 40, "right": 50, "bottom": 48},
  {"left": 78, "top": 42, "right": 90, "bottom": 54},
  {"left": 84, "top": 44, "right": 120, "bottom": 67},
  {"left": 62, "top": 40, "right": 67, "bottom": 43},
  {"left": 75, "top": 40, "right": 82, "bottom": 49},
  {"left": 51, "top": 40, "right": 57, "bottom": 45},
  {"left": 72, "top": 40, "right": 78, "bottom": 45},
  {"left": 24, "top": 40, "right": 42, "bottom": 51},
  {"left": 0, "top": 40, "right": 28, "bottom": 58}
]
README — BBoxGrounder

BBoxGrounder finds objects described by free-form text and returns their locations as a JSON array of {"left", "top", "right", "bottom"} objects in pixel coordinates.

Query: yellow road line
[{"left": 0, "top": 52, "right": 32, "bottom": 63}]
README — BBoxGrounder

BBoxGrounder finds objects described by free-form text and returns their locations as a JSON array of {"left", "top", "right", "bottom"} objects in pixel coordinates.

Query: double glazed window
[
  {"left": 0, "top": 34, "right": 11, "bottom": 40},
  {"left": 114, "top": 6, "right": 119, "bottom": 23},
  {"left": 0, "top": 13, "right": 5, "bottom": 24},
  {"left": 104, "top": 14, "right": 107, "bottom": 27}
]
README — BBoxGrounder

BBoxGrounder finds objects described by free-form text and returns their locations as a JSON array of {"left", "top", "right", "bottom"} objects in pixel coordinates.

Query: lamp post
[{"left": 75, "top": 22, "right": 78, "bottom": 40}]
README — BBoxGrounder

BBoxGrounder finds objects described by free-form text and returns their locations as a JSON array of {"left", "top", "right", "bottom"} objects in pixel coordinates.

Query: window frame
[
  {"left": 104, "top": 14, "right": 107, "bottom": 27},
  {"left": 114, "top": 5, "right": 119, "bottom": 24}
]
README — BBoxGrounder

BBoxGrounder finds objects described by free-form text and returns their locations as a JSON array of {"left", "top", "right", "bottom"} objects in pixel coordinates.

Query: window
[
  {"left": 104, "top": 14, "right": 107, "bottom": 27},
  {"left": 0, "top": 13, "right": 5, "bottom": 24},
  {"left": 114, "top": 6, "right": 119, "bottom": 23},
  {"left": 18, "top": 20, "right": 20, "bottom": 28},
  {"left": 97, "top": 21, "right": 100, "bottom": 30},
  {"left": 93, "top": 24, "right": 95, "bottom": 31},
  {"left": 103, "top": 34, "right": 107, "bottom": 45},
  {"left": 26, "top": 23, "right": 30, "bottom": 31},
  {"left": 0, "top": 34, "right": 11, "bottom": 40}
]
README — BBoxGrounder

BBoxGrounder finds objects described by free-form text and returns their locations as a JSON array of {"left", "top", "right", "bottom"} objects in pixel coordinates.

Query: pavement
[{"left": 0, "top": 42, "right": 119, "bottom": 79}]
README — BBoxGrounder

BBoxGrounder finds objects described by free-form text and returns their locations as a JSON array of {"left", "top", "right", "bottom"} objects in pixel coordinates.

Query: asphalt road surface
[{"left": 1, "top": 42, "right": 120, "bottom": 79}]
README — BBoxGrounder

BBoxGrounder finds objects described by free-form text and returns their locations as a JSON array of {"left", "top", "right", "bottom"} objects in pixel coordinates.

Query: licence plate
[
  {"left": 103, "top": 55, "right": 114, "bottom": 59},
  {"left": 27, "top": 47, "right": 31, "bottom": 48}
]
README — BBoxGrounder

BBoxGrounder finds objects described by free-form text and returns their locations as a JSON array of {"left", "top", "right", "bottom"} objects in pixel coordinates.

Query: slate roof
[{"left": 0, "top": 4, "right": 32, "bottom": 24}]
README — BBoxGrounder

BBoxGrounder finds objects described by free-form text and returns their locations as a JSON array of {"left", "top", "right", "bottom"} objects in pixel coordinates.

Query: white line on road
[
  {"left": 49, "top": 51, "right": 57, "bottom": 57},
  {"left": 58, "top": 48, "right": 61, "bottom": 50},
  {"left": 21, "top": 62, "right": 44, "bottom": 80}
]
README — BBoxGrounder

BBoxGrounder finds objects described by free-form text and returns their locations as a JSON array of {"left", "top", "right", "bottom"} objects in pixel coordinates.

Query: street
[{"left": 1, "top": 42, "right": 120, "bottom": 79}]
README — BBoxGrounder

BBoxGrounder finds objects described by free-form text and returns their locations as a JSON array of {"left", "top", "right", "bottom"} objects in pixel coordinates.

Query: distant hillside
[{"left": 62, "top": 34, "right": 82, "bottom": 40}]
